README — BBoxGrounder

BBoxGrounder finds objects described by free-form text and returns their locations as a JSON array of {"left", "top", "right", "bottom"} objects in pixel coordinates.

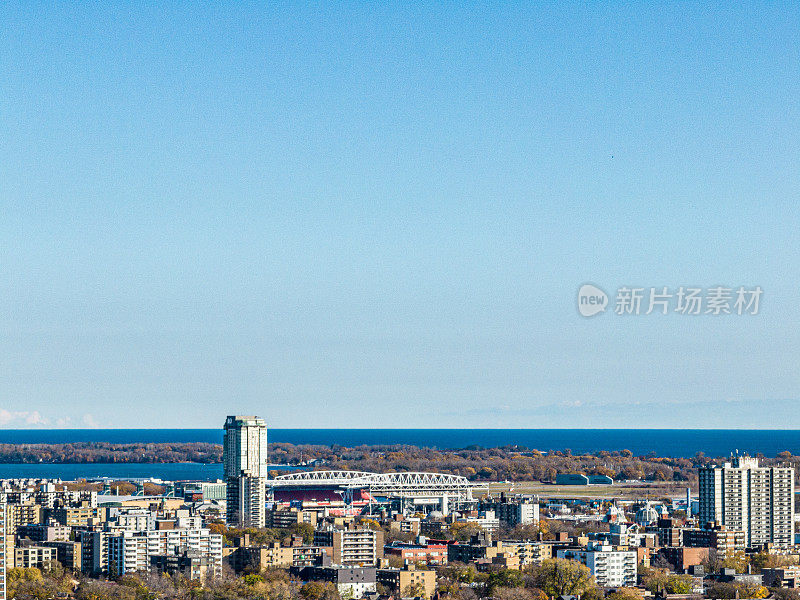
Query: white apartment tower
[
  {"left": 0, "top": 503, "right": 6, "bottom": 600},
  {"left": 698, "top": 455, "right": 794, "bottom": 547},
  {"left": 223, "top": 415, "right": 268, "bottom": 528}
]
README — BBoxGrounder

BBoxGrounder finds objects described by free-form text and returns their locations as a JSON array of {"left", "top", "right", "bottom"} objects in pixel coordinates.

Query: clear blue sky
[{"left": 1, "top": 2, "right": 799, "bottom": 429}]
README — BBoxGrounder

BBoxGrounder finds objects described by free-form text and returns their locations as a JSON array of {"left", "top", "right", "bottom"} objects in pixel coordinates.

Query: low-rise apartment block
[
  {"left": 377, "top": 563, "right": 436, "bottom": 598},
  {"left": 384, "top": 540, "right": 448, "bottom": 566},
  {"left": 682, "top": 524, "right": 746, "bottom": 557},
  {"left": 107, "top": 528, "right": 222, "bottom": 577},
  {"left": 43, "top": 540, "right": 83, "bottom": 572},
  {"left": 16, "top": 522, "right": 71, "bottom": 543},
  {"left": 314, "top": 526, "right": 384, "bottom": 566},
  {"left": 14, "top": 543, "right": 57, "bottom": 570},
  {"left": 49, "top": 505, "right": 106, "bottom": 528},
  {"left": 150, "top": 549, "right": 215, "bottom": 580},
  {"left": 267, "top": 506, "right": 318, "bottom": 529},
  {"left": 484, "top": 498, "right": 540, "bottom": 528},
  {"left": 223, "top": 537, "right": 330, "bottom": 572},
  {"left": 761, "top": 567, "right": 800, "bottom": 589},
  {"left": 291, "top": 565, "right": 377, "bottom": 598}
]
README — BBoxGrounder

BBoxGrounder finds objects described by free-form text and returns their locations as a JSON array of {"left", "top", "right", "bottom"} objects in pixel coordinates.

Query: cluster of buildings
[
  {"left": 0, "top": 484, "right": 224, "bottom": 600},
  {"left": 526, "top": 455, "right": 797, "bottom": 593},
  {"left": 0, "top": 418, "right": 798, "bottom": 600}
]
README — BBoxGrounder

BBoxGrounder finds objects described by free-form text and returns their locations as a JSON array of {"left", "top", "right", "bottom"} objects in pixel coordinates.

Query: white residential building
[
  {"left": 111, "top": 512, "right": 154, "bottom": 531},
  {"left": 557, "top": 543, "right": 637, "bottom": 588},
  {"left": 490, "top": 500, "right": 540, "bottom": 527},
  {"left": 108, "top": 528, "right": 223, "bottom": 576},
  {"left": 1, "top": 503, "right": 7, "bottom": 600},
  {"left": 698, "top": 455, "right": 795, "bottom": 547},
  {"left": 456, "top": 510, "right": 500, "bottom": 533}
]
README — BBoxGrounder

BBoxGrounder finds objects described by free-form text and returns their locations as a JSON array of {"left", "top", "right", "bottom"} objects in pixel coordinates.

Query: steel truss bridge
[{"left": 267, "top": 470, "right": 484, "bottom": 502}]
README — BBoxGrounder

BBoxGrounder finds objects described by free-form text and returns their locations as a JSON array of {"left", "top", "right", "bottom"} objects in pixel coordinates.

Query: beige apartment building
[
  {"left": 314, "top": 527, "right": 384, "bottom": 566},
  {"left": 224, "top": 540, "right": 331, "bottom": 572},
  {"left": 377, "top": 564, "right": 437, "bottom": 598}
]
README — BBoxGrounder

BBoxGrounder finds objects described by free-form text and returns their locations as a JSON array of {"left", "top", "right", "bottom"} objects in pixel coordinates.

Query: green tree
[
  {"left": 243, "top": 573, "right": 265, "bottom": 586},
  {"left": 487, "top": 569, "right": 524, "bottom": 594},
  {"left": 664, "top": 574, "right": 694, "bottom": 594}
]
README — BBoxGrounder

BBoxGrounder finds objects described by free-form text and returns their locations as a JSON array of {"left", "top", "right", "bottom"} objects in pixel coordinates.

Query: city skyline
[
  {"left": 2, "top": 3, "right": 799, "bottom": 429},
  {"left": 4, "top": 5, "right": 800, "bottom": 600}
]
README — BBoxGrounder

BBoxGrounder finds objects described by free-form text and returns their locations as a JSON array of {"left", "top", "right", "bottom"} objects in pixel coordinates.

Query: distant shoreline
[
  {"left": 0, "top": 441, "right": 797, "bottom": 487},
  {"left": 0, "top": 428, "right": 799, "bottom": 457}
]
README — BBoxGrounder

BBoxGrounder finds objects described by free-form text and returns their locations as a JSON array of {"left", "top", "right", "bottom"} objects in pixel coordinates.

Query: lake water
[
  {"left": 0, "top": 462, "right": 304, "bottom": 481},
  {"left": 1, "top": 428, "right": 799, "bottom": 457},
  {"left": 2, "top": 429, "right": 799, "bottom": 481}
]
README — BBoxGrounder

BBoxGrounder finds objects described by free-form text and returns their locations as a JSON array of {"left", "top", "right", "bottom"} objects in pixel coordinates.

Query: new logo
[{"left": 578, "top": 284, "right": 608, "bottom": 317}]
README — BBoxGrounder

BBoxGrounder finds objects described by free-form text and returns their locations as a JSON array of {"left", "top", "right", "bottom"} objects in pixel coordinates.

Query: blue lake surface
[
  {"left": 0, "top": 462, "right": 223, "bottom": 481},
  {"left": 0, "top": 429, "right": 799, "bottom": 457},
  {"left": 0, "top": 462, "right": 304, "bottom": 481}
]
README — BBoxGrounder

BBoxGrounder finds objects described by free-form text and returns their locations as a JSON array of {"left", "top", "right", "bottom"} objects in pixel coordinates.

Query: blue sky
[{"left": 1, "top": 2, "right": 799, "bottom": 429}]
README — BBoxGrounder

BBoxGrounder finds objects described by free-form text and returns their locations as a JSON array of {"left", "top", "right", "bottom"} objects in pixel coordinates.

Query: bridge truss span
[{"left": 267, "top": 469, "right": 484, "bottom": 502}]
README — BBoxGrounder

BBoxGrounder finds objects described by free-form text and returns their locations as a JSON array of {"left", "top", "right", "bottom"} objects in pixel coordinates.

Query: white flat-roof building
[{"left": 557, "top": 543, "right": 637, "bottom": 588}]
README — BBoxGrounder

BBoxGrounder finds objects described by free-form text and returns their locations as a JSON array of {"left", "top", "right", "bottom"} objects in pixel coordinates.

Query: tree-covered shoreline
[{"left": 2, "top": 442, "right": 798, "bottom": 484}]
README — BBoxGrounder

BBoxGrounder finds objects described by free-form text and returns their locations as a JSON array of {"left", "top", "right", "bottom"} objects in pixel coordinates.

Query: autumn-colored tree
[
  {"left": 750, "top": 550, "right": 797, "bottom": 573},
  {"left": 531, "top": 558, "right": 595, "bottom": 598},
  {"left": 7, "top": 568, "right": 44, "bottom": 600},
  {"left": 75, "top": 579, "right": 137, "bottom": 600},
  {"left": 643, "top": 573, "right": 694, "bottom": 595},
  {"left": 706, "top": 581, "right": 769, "bottom": 599},
  {"left": 772, "top": 588, "right": 800, "bottom": 600},
  {"left": 606, "top": 587, "right": 643, "bottom": 600},
  {"left": 287, "top": 522, "right": 316, "bottom": 544},
  {"left": 703, "top": 549, "right": 748, "bottom": 575},
  {"left": 300, "top": 581, "right": 340, "bottom": 600},
  {"left": 403, "top": 581, "right": 430, "bottom": 598},
  {"left": 527, "top": 588, "right": 548, "bottom": 600},
  {"left": 243, "top": 573, "right": 264, "bottom": 586},
  {"left": 493, "top": 588, "right": 535, "bottom": 600},
  {"left": 449, "top": 522, "right": 485, "bottom": 541}
]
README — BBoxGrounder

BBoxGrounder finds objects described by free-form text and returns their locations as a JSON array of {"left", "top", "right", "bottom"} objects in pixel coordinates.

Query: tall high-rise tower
[
  {"left": 698, "top": 455, "right": 794, "bottom": 547},
  {"left": 223, "top": 415, "right": 268, "bottom": 528},
  {"left": 0, "top": 503, "right": 6, "bottom": 600}
]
